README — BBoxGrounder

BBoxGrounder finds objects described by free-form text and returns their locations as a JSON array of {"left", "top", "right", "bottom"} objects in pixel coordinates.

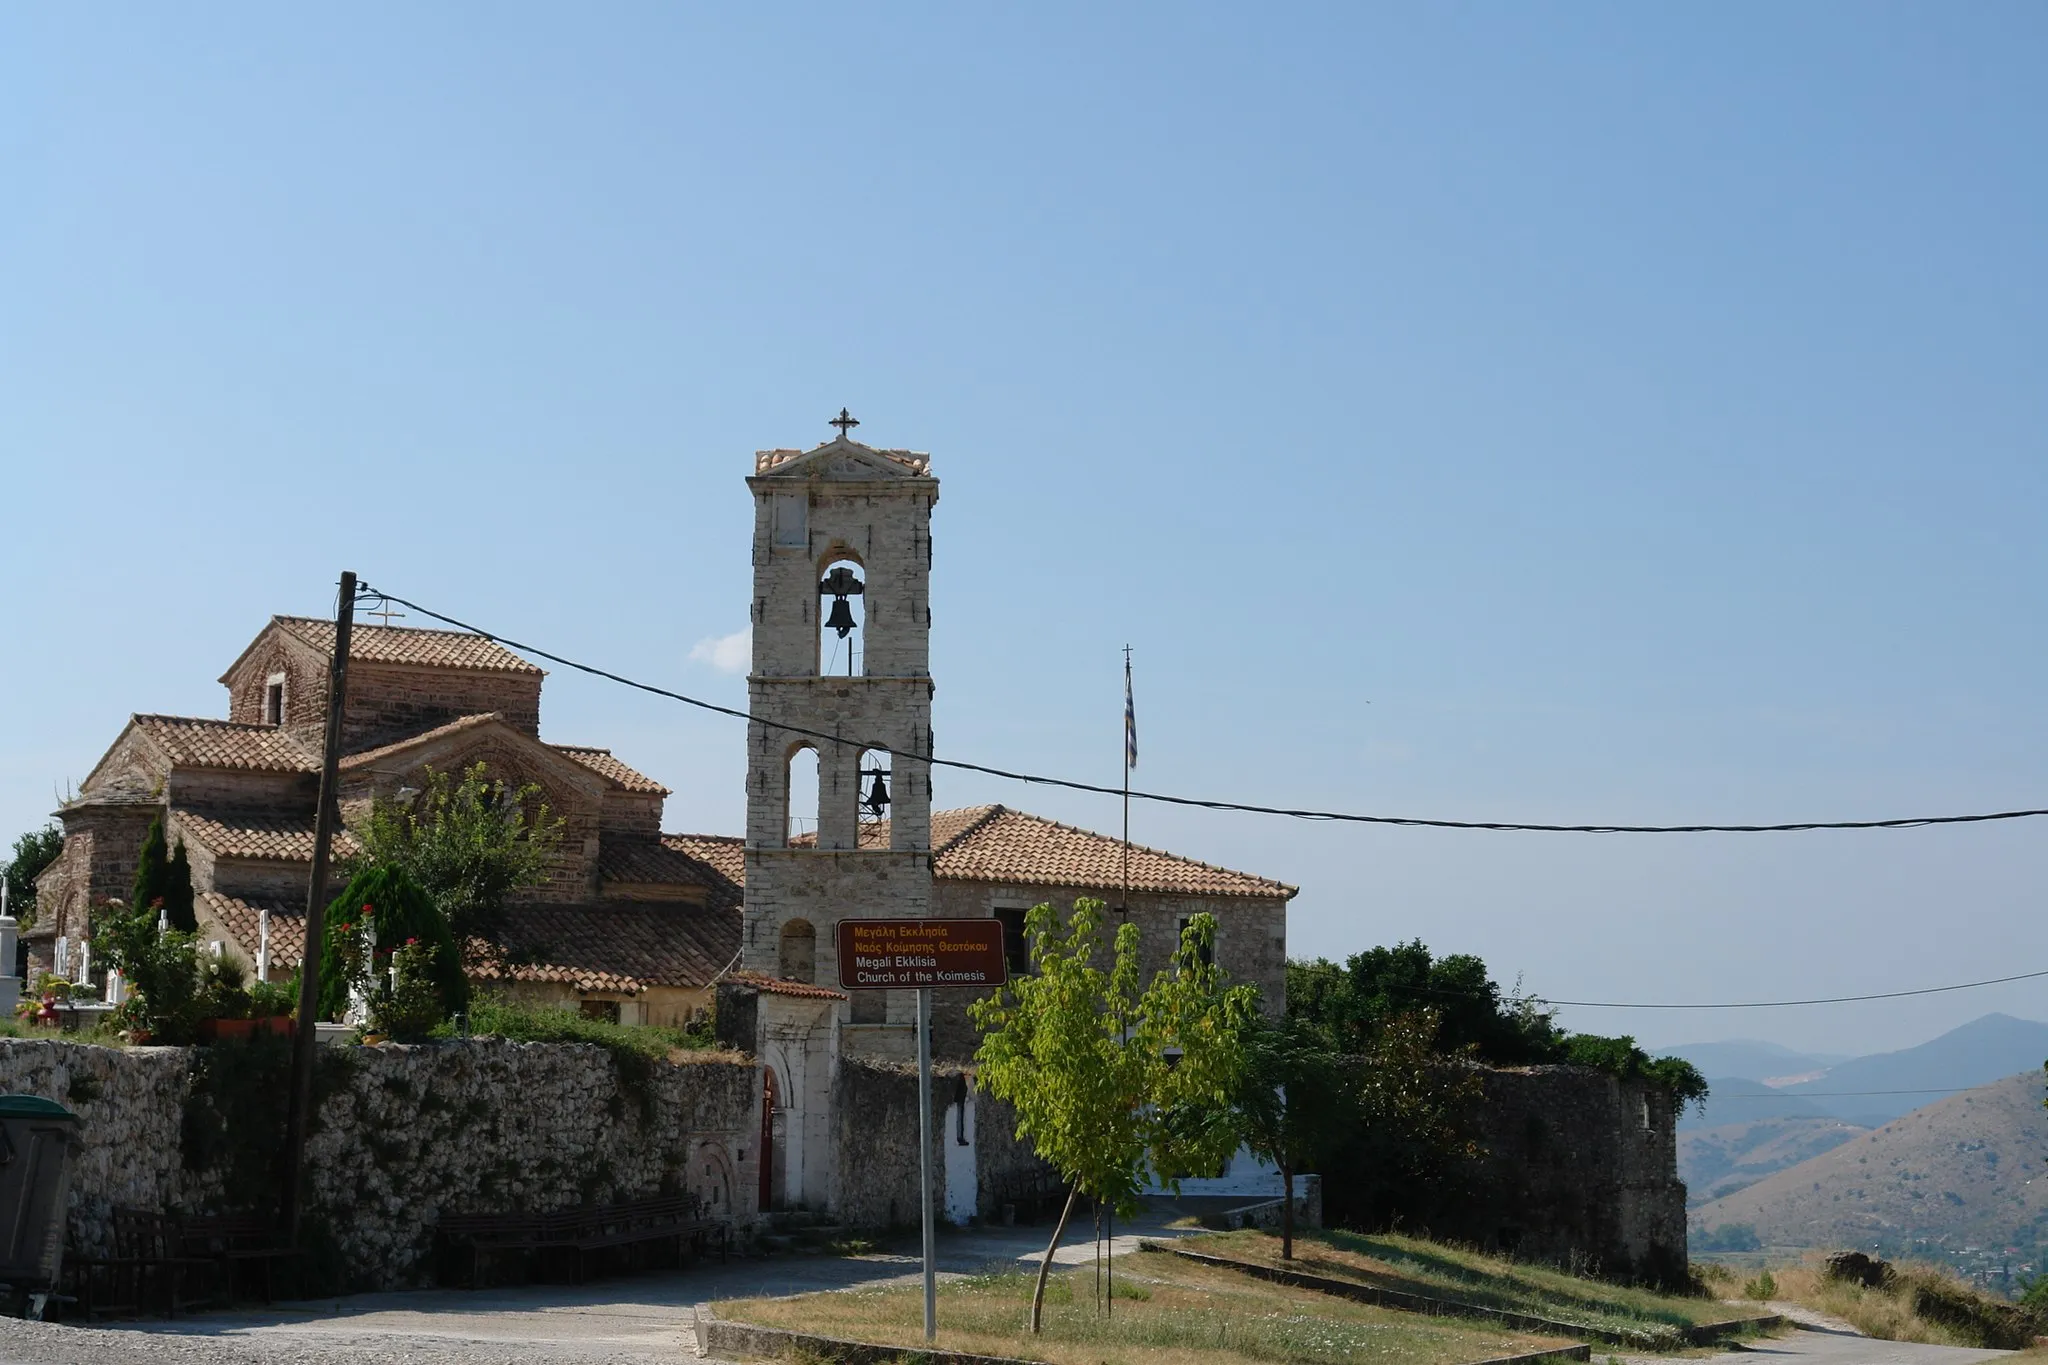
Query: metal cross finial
[
  {"left": 830, "top": 408, "right": 860, "bottom": 440},
  {"left": 366, "top": 597, "right": 406, "bottom": 628}
]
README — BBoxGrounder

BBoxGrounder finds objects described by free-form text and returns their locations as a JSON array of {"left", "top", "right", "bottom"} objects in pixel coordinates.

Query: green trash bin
[{"left": 0, "top": 1094, "right": 84, "bottom": 1315}]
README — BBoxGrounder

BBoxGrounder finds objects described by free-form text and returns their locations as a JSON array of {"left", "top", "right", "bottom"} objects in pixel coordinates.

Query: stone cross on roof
[{"left": 829, "top": 408, "right": 859, "bottom": 439}]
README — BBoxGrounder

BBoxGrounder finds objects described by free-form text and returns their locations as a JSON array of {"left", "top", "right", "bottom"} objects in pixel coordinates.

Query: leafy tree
[
  {"left": 3, "top": 823, "right": 64, "bottom": 926},
  {"left": 1230, "top": 1015, "right": 1355, "bottom": 1260},
  {"left": 101, "top": 904, "right": 203, "bottom": 1044},
  {"left": 131, "top": 814, "right": 171, "bottom": 917},
  {"left": 349, "top": 763, "right": 563, "bottom": 946},
  {"left": 318, "top": 863, "right": 468, "bottom": 1023},
  {"left": 1288, "top": 942, "right": 1706, "bottom": 1105},
  {"left": 972, "top": 899, "right": 1256, "bottom": 1332}
]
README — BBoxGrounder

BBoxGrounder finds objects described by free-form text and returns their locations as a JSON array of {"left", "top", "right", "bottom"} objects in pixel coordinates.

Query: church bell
[
  {"left": 861, "top": 767, "right": 891, "bottom": 817},
  {"left": 824, "top": 595, "right": 858, "bottom": 638}
]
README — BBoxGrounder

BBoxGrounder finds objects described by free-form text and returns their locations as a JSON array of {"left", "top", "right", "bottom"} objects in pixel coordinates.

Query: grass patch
[
  {"left": 1176, "top": 1229, "right": 1733, "bottom": 1349},
  {"left": 717, "top": 1251, "right": 1579, "bottom": 1365},
  {"left": 1772, "top": 1261, "right": 2042, "bottom": 1350}
]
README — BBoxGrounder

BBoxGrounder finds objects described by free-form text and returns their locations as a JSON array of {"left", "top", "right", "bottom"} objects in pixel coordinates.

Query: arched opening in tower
[
  {"left": 785, "top": 744, "right": 819, "bottom": 845},
  {"left": 818, "top": 557, "right": 865, "bottom": 677},
  {"left": 856, "top": 748, "right": 891, "bottom": 848}
]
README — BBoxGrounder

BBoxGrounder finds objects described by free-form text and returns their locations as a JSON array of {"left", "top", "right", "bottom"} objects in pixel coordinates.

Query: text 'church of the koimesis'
[{"left": 31, "top": 425, "right": 1297, "bottom": 1217}]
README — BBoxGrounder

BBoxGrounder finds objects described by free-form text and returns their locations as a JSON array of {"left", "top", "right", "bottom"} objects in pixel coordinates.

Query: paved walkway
[
  {"left": 0, "top": 1212, "right": 1180, "bottom": 1365},
  {"left": 0, "top": 1221, "right": 2023, "bottom": 1365}
]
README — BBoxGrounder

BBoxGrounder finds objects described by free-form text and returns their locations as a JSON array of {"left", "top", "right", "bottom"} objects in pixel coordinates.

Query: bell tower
[{"left": 742, "top": 418, "right": 938, "bottom": 998}]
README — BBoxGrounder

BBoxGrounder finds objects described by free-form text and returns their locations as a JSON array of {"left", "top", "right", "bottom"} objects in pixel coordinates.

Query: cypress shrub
[
  {"left": 318, "top": 864, "right": 468, "bottom": 1022},
  {"left": 131, "top": 814, "right": 170, "bottom": 916},
  {"left": 164, "top": 840, "right": 197, "bottom": 933}
]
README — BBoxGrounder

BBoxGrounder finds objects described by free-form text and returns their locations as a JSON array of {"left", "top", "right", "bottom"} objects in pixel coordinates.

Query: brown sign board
[{"left": 837, "top": 918, "right": 1009, "bottom": 991}]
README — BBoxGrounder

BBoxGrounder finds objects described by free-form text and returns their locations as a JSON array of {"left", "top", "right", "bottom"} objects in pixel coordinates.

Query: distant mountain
[
  {"left": 1774, "top": 1014, "right": 2048, "bottom": 1126},
  {"left": 1690, "top": 1070, "right": 2048, "bottom": 1254},
  {"left": 1680, "top": 1076, "right": 1839, "bottom": 1132},
  {"left": 1680, "top": 1115, "right": 1869, "bottom": 1206},
  {"left": 1659, "top": 1040, "right": 1848, "bottom": 1084}
]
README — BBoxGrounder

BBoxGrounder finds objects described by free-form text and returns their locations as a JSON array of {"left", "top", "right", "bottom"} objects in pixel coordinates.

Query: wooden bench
[
  {"left": 438, "top": 1194, "right": 729, "bottom": 1288},
  {"left": 64, "top": 1208, "right": 224, "bottom": 1320},
  {"left": 179, "top": 1213, "right": 304, "bottom": 1303}
]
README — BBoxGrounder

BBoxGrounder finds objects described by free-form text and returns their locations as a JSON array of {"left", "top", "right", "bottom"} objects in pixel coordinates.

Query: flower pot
[
  {"left": 197, "top": 1018, "right": 257, "bottom": 1043},
  {"left": 197, "top": 1016, "right": 296, "bottom": 1044}
]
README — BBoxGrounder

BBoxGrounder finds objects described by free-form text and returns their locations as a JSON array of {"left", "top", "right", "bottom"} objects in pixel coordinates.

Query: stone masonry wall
[
  {"left": 0, "top": 1038, "right": 759, "bottom": 1291},
  {"left": 1436, "top": 1066, "right": 1688, "bottom": 1288},
  {"left": 829, "top": 1057, "right": 1049, "bottom": 1230}
]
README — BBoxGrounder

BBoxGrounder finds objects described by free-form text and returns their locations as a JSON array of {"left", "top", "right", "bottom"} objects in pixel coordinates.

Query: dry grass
[
  {"left": 716, "top": 1249, "right": 1579, "bottom": 1365},
  {"left": 1769, "top": 1261, "right": 2041, "bottom": 1349},
  {"left": 1176, "top": 1229, "right": 1731, "bottom": 1347}
]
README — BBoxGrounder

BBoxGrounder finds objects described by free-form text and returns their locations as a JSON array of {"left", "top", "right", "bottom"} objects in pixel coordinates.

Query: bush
[
  {"left": 1742, "top": 1268, "right": 1778, "bottom": 1301},
  {"left": 102, "top": 906, "right": 204, "bottom": 1044},
  {"left": 456, "top": 996, "right": 710, "bottom": 1120},
  {"left": 248, "top": 976, "right": 298, "bottom": 1019},
  {"left": 369, "top": 940, "right": 448, "bottom": 1041},
  {"left": 319, "top": 865, "right": 467, "bottom": 1022}
]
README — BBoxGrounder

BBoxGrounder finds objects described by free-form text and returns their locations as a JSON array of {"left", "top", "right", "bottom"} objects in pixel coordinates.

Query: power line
[
  {"left": 1715, "top": 1085, "right": 2038, "bottom": 1099},
  {"left": 1361, "top": 967, "right": 2048, "bottom": 1011},
  {"left": 355, "top": 585, "right": 2048, "bottom": 836}
]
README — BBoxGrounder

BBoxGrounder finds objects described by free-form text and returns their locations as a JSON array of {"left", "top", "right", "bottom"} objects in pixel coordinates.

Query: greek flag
[{"left": 1124, "top": 654, "right": 1137, "bottom": 770}]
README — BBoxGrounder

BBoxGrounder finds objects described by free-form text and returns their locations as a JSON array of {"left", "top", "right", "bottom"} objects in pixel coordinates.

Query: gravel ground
[{"left": 0, "top": 1315, "right": 682, "bottom": 1365}]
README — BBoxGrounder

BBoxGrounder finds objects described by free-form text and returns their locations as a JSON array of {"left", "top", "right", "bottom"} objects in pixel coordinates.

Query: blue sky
[{"left": 5, "top": 4, "right": 2044, "bottom": 1055}]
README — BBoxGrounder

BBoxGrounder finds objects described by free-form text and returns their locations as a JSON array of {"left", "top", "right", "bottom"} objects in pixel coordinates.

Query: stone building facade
[{"left": 31, "top": 424, "right": 1299, "bottom": 1223}]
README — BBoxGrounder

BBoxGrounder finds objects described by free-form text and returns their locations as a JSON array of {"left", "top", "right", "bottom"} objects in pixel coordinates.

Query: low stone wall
[
  {"left": 0, "top": 1037, "right": 759, "bottom": 1290},
  {"left": 829, "top": 1057, "right": 1053, "bottom": 1228}
]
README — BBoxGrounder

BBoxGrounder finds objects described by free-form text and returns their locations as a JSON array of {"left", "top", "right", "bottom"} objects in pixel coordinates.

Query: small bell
[
  {"left": 862, "top": 768, "right": 891, "bottom": 816},
  {"left": 824, "top": 596, "right": 858, "bottom": 638}
]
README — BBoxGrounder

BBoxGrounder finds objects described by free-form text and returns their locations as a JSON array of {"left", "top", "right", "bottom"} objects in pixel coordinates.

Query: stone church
[{"left": 34, "top": 426, "right": 1296, "bottom": 1215}]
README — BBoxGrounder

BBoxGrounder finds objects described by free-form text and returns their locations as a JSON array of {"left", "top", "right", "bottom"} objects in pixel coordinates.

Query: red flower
[{"left": 406, "top": 937, "right": 418, "bottom": 946}]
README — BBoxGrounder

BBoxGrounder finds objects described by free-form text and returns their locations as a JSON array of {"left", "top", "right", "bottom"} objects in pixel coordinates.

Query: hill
[
  {"left": 1680, "top": 1075, "right": 1840, "bottom": 1132},
  {"left": 1774, "top": 1014, "right": 2048, "bottom": 1126},
  {"left": 1680, "top": 1114, "right": 1868, "bottom": 1206},
  {"left": 1659, "top": 1039, "right": 1846, "bottom": 1084},
  {"left": 1690, "top": 1069, "right": 2048, "bottom": 1257}
]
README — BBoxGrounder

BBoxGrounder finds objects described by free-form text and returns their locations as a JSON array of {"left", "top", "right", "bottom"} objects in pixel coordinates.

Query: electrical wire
[
  {"left": 1352, "top": 967, "right": 2048, "bottom": 1011},
  {"left": 1709, "top": 1085, "right": 2037, "bottom": 1098},
  {"left": 355, "top": 584, "right": 2048, "bottom": 837}
]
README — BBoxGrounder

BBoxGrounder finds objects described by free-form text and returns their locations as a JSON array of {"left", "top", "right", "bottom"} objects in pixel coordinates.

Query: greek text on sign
[{"left": 836, "top": 918, "right": 1008, "bottom": 991}]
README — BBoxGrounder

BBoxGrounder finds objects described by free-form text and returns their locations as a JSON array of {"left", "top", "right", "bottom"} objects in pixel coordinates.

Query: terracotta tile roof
[
  {"left": 340, "top": 713, "right": 505, "bottom": 768},
  {"left": 599, "top": 840, "right": 720, "bottom": 895},
  {"left": 933, "top": 806, "right": 1295, "bottom": 898},
  {"left": 198, "top": 893, "right": 307, "bottom": 971},
  {"left": 475, "top": 901, "right": 740, "bottom": 993},
  {"left": 753, "top": 442, "right": 931, "bottom": 476},
  {"left": 133, "top": 715, "right": 317, "bottom": 773},
  {"left": 758, "top": 807, "right": 1292, "bottom": 898},
  {"left": 661, "top": 834, "right": 745, "bottom": 891},
  {"left": 724, "top": 970, "right": 846, "bottom": 1001},
  {"left": 175, "top": 808, "right": 362, "bottom": 862},
  {"left": 553, "top": 746, "right": 668, "bottom": 795},
  {"left": 199, "top": 892, "right": 738, "bottom": 993},
  {"left": 275, "top": 616, "right": 543, "bottom": 675}
]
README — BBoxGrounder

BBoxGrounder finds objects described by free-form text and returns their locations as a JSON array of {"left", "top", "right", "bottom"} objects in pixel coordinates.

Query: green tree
[
  {"left": 1230, "top": 1015, "right": 1355, "bottom": 1260},
  {"left": 101, "top": 904, "right": 203, "bottom": 1043},
  {"left": 319, "top": 863, "right": 468, "bottom": 1023},
  {"left": 163, "top": 839, "right": 196, "bottom": 933},
  {"left": 131, "top": 813, "right": 171, "bottom": 916},
  {"left": 349, "top": 763, "right": 563, "bottom": 946},
  {"left": 3, "top": 823, "right": 64, "bottom": 927},
  {"left": 972, "top": 900, "right": 1256, "bottom": 1332}
]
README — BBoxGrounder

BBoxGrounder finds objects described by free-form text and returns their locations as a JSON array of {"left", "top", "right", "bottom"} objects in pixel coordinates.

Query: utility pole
[{"left": 280, "top": 570, "right": 356, "bottom": 1243}]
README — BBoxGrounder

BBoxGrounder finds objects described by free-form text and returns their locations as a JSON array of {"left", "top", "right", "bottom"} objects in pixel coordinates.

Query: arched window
[
  {"left": 779, "top": 918, "right": 816, "bottom": 983},
  {"left": 818, "top": 556, "right": 865, "bottom": 677},
  {"left": 856, "top": 748, "right": 891, "bottom": 848},
  {"left": 785, "top": 745, "right": 819, "bottom": 846}
]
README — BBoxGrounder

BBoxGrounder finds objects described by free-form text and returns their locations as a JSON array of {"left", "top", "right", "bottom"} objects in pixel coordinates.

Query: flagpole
[{"left": 1113, "top": 645, "right": 1135, "bottom": 1316}]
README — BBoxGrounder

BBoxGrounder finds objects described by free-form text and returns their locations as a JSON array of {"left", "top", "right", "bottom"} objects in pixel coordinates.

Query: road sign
[
  {"left": 832, "top": 917, "right": 1009, "bottom": 1343},
  {"left": 835, "top": 918, "right": 1007, "bottom": 992}
]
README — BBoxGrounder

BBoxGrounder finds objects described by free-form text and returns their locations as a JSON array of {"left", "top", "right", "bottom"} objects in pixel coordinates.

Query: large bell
[
  {"left": 862, "top": 767, "right": 891, "bottom": 816},
  {"left": 824, "top": 595, "right": 858, "bottom": 638}
]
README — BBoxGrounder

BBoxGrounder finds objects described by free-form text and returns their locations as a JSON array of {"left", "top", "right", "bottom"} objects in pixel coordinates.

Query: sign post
[{"left": 837, "top": 918, "right": 1008, "bottom": 1344}]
